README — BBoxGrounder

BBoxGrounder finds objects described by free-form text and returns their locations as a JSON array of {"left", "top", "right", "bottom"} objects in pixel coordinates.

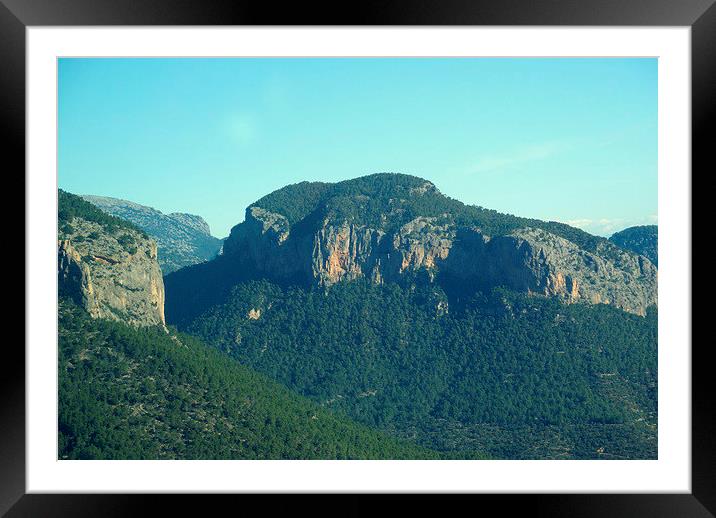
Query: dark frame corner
[{"left": 6, "top": 0, "right": 712, "bottom": 515}]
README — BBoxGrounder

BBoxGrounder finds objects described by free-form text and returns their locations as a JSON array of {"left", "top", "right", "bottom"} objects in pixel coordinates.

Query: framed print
[{"left": 4, "top": 0, "right": 712, "bottom": 515}]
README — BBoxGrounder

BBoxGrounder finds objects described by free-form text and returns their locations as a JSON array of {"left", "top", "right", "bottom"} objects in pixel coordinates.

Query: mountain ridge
[{"left": 192, "top": 173, "right": 657, "bottom": 317}]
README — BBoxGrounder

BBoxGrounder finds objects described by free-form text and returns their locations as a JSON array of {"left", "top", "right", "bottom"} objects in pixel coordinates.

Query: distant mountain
[
  {"left": 82, "top": 195, "right": 223, "bottom": 274},
  {"left": 610, "top": 225, "right": 658, "bottom": 267}
]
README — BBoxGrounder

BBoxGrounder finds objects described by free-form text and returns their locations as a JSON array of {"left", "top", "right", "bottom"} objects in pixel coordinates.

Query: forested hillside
[
  {"left": 610, "top": 225, "right": 658, "bottom": 267},
  {"left": 185, "top": 279, "right": 658, "bottom": 459},
  {"left": 59, "top": 189, "right": 146, "bottom": 236},
  {"left": 58, "top": 299, "right": 439, "bottom": 460}
]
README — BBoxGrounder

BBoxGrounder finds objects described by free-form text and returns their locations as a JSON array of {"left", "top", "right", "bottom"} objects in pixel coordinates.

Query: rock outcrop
[
  {"left": 441, "top": 227, "right": 657, "bottom": 315},
  {"left": 58, "top": 218, "right": 166, "bottom": 327},
  {"left": 218, "top": 173, "right": 658, "bottom": 316}
]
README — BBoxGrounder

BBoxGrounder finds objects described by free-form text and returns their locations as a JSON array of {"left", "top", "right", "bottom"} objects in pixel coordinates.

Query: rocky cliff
[
  {"left": 82, "top": 195, "right": 223, "bottom": 274},
  {"left": 441, "top": 227, "right": 657, "bottom": 315},
  {"left": 58, "top": 192, "right": 166, "bottom": 327},
  {"left": 220, "top": 174, "right": 657, "bottom": 315}
]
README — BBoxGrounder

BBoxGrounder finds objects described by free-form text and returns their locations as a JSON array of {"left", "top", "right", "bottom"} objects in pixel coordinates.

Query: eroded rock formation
[
  {"left": 222, "top": 193, "right": 657, "bottom": 316},
  {"left": 58, "top": 218, "right": 166, "bottom": 327}
]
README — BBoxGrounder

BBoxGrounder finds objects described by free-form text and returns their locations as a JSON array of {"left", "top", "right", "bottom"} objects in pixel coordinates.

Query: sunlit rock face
[
  {"left": 58, "top": 218, "right": 166, "bottom": 327},
  {"left": 220, "top": 174, "right": 657, "bottom": 316}
]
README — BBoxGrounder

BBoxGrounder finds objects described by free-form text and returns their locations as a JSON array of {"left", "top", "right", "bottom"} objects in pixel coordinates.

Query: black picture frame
[{"left": 4, "top": 0, "right": 710, "bottom": 515}]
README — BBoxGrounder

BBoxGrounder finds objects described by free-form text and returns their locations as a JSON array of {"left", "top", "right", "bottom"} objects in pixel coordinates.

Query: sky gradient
[{"left": 58, "top": 58, "right": 657, "bottom": 238}]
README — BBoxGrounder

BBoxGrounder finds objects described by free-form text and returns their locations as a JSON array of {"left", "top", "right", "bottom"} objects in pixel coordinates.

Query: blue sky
[{"left": 58, "top": 58, "right": 657, "bottom": 238}]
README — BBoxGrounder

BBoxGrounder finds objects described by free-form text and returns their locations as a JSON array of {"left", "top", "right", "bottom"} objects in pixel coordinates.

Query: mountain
[
  {"left": 58, "top": 190, "right": 165, "bottom": 327},
  {"left": 164, "top": 174, "right": 658, "bottom": 459},
  {"left": 610, "top": 225, "right": 658, "bottom": 267},
  {"left": 82, "top": 195, "right": 223, "bottom": 274},
  {"left": 166, "top": 173, "right": 657, "bottom": 326}
]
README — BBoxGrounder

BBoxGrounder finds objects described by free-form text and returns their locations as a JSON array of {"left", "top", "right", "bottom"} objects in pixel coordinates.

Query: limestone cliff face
[
  {"left": 223, "top": 206, "right": 309, "bottom": 281},
  {"left": 58, "top": 218, "right": 166, "bottom": 327},
  {"left": 312, "top": 222, "right": 386, "bottom": 285},
  {"left": 392, "top": 217, "right": 454, "bottom": 276},
  {"left": 220, "top": 175, "right": 657, "bottom": 316},
  {"left": 440, "top": 227, "right": 657, "bottom": 315}
]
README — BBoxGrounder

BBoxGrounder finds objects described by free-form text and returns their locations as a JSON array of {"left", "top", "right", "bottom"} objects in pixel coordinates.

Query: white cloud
[{"left": 563, "top": 214, "right": 657, "bottom": 237}]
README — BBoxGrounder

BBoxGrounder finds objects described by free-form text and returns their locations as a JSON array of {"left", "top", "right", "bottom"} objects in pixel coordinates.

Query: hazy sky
[{"left": 58, "top": 58, "right": 657, "bottom": 238}]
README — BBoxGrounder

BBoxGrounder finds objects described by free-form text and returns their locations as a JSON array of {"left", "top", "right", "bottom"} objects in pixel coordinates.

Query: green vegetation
[
  {"left": 164, "top": 254, "right": 250, "bottom": 327},
  {"left": 185, "top": 279, "right": 657, "bottom": 459},
  {"left": 610, "top": 225, "right": 658, "bottom": 266},
  {"left": 252, "top": 173, "right": 615, "bottom": 254},
  {"left": 58, "top": 298, "right": 439, "bottom": 459},
  {"left": 116, "top": 233, "right": 139, "bottom": 254},
  {"left": 251, "top": 180, "right": 332, "bottom": 224},
  {"left": 59, "top": 190, "right": 146, "bottom": 237}
]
